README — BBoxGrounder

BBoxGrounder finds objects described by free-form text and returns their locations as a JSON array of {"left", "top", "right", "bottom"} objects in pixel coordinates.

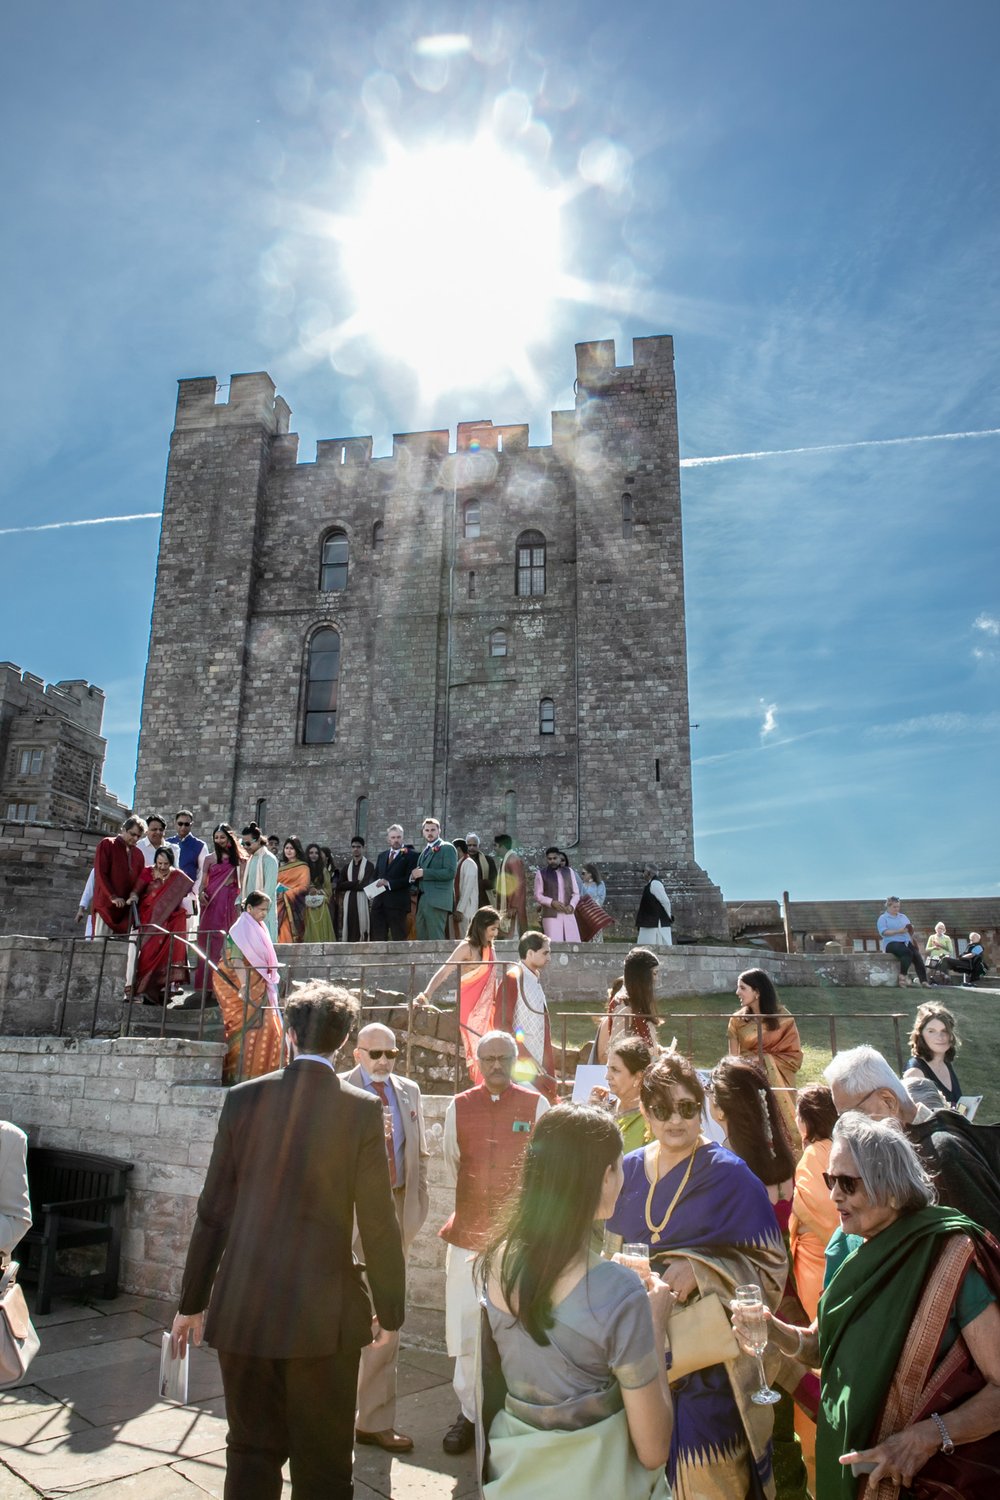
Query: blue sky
[{"left": 1, "top": 1, "right": 997, "bottom": 900}]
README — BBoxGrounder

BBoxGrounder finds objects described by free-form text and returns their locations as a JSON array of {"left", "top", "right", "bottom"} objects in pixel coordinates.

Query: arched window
[
  {"left": 622, "top": 493, "right": 633, "bottom": 539},
  {"left": 463, "top": 499, "right": 481, "bottom": 539},
  {"left": 372, "top": 521, "right": 384, "bottom": 554},
  {"left": 539, "top": 697, "right": 555, "bottom": 735},
  {"left": 515, "top": 530, "right": 546, "bottom": 596},
  {"left": 489, "top": 628, "right": 507, "bottom": 658},
  {"left": 303, "top": 627, "right": 341, "bottom": 744},
  {"left": 320, "top": 530, "right": 349, "bottom": 591}
]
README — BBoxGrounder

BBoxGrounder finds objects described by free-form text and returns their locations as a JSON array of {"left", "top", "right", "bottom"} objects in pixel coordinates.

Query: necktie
[
  {"left": 388, "top": 848, "right": 396, "bottom": 863},
  {"left": 371, "top": 1080, "right": 398, "bottom": 1187}
]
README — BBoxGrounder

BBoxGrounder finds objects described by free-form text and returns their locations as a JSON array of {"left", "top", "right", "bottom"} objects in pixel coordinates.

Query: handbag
[
  {"left": 576, "top": 895, "right": 615, "bottom": 943},
  {"left": 666, "top": 1292, "right": 739, "bottom": 1383},
  {"left": 0, "top": 1260, "right": 40, "bottom": 1386},
  {"left": 304, "top": 890, "right": 326, "bottom": 908}
]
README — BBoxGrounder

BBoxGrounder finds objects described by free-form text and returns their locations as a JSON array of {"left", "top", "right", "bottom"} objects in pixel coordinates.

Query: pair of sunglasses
[
  {"left": 361, "top": 1049, "right": 398, "bottom": 1061},
  {"left": 647, "top": 1098, "right": 700, "bottom": 1122},
  {"left": 823, "top": 1171, "right": 862, "bottom": 1195}
]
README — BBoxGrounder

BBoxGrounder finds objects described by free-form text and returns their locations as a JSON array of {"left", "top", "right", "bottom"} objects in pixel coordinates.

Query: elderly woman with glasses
[
  {"left": 732, "top": 1112, "right": 1000, "bottom": 1499},
  {"left": 604, "top": 1053, "right": 788, "bottom": 1499}
]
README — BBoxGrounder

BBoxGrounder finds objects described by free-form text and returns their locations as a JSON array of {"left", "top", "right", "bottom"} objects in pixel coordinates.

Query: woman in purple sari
[
  {"left": 605, "top": 1053, "right": 788, "bottom": 1500},
  {"left": 193, "top": 824, "right": 246, "bottom": 993}
]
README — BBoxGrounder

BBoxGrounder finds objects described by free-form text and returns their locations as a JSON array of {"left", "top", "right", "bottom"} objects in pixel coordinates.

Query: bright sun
[{"left": 339, "top": 137, "right": 564, "bottom": 395}]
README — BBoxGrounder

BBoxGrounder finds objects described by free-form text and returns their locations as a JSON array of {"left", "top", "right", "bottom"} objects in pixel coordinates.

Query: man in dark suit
[
  {"left": 369, "top": 823, "right": 418, "bottom": 942},
  {"left": 410, "top": 816, "right": 458, "bottom": 941},
  {"left": 170, "top": 983, "right": 406, "bottom": 1500}
]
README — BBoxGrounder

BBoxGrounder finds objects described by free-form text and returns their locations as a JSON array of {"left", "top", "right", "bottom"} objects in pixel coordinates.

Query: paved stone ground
[{"left": 0, "top": 1293, "right": 474, "bottom": 1498}]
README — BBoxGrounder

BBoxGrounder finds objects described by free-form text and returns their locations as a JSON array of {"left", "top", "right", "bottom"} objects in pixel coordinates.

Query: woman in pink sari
[
  {"left": 132, "top": 848, "right": 193, "bottom": 1005},
  {"left": 193, "top": 824, "right": 246, "bottom": 993},
  {"left": 414, "top": 906, "right": 502, "bottom": 1082},
  {"left": 212, "top": 894, "right": 284, "bottom": 1084}
]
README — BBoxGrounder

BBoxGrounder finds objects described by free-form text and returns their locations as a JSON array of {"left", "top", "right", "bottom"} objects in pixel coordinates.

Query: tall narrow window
[
  {"left": 504, "top": 789, "right": 517, "bottom": 837},
  {"left": 539, "top": 698, "right": 555, "bottom": 735},
  {"left": 463, "top": 499, "right": 481, "bottom": 539},
  {"left": 489, "top": 628, "right": 508, "bottom": 658},
  {"left": 468, "top": 570, "right": 476, "bottom": 598},
  {"left": 355, "top": 796, "right": 369, "bottom": 842},
  {"left": 515, "top": 530, "right": 546, "bottom": 596},
  {"left": 303, "top": 627, "right": 341, "bottom": 744},
  {"left": 255, "top": 798, "right": 267, "bottom": 829},
  {"left": 372, "top": 521, "right": 384, "bottom": 554},
  {"left": 622, "top": 493, "right": 633, "bottom": 539},
  {"left": 320, "top": 529, "right": 349, "bottom": 591}
]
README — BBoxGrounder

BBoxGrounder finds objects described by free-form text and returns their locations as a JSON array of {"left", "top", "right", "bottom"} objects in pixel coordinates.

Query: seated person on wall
[
  {"left": 938, "top": 933, "right": 987, "bottom": 987},
  {"left": 925, "top": 922, "right": 956, "bottom": 982},
  {"left": 876, "top": 896, "right": 928, "bottom": 988}
]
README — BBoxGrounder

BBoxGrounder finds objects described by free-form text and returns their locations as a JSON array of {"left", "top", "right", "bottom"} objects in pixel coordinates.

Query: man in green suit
[{"left": 411, "top": 817, "right": 458, "bottom": 940}]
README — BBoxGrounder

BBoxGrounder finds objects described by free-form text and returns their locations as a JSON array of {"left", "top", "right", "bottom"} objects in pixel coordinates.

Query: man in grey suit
[
  {"left": 171, "top": 984, "right": 405, "bottom": 1500},
  {"left": 344, "top": 1022, "right": 430, "bottom": 1453}
]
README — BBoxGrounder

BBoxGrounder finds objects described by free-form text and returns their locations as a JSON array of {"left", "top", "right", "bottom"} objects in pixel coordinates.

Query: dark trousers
[
  {"left": 942, "top": 954, "right": 985, "bottom": 982},
  {"left": 370, "top": 901, "right": 410, "bottom": 942},
  {"left": 886, "top": 941, "right": 928, "bottom": 982},
  {"left": 218, "top": 1345, "right": 361, "bottom": 1500}
]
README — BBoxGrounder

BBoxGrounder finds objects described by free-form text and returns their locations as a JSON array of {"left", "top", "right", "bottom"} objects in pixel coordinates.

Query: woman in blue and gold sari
[{"left": 605, "top": 1053, "right": 788, "bottom": 1500}]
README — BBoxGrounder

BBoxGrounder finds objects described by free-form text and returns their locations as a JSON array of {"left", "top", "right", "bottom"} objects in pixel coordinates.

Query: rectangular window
[
  {"left": 5, "top": 802, "right": 33, "bottom": 821},
  {"left": 852, "top": 938, "right": 864, "bottom": 952},
  {"left": 19, "top": 748, "right": 43, "bottom": 775}
]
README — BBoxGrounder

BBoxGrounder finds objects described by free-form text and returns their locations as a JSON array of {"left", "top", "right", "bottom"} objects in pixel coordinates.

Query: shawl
[
  {"left": 228, "top": 912, "right": 281, "bottom": 1007},
  {"left": 459, "top": 944, "right": 500, "bottom": 1081},
  {"left": 816, "top": 1206, "right": 998, "bottom": 1500},
  {"left": 277, "top": 859, "right": 310, "bottom": 941},
  {"left": 728, "top": 1007, "right": 803, "bottom": 1084},
  {"left": 137, "top": 866, "right": 193, "bottom": 927}
]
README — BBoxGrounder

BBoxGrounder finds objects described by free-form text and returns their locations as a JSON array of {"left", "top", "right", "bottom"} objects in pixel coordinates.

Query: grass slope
[{"left": 549, "top": 985, "right": 999, "bottom": 1117}]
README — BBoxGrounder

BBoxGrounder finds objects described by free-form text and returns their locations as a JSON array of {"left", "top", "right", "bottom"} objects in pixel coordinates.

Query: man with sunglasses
[
  {"left": 167, "top": 808, "right": 209, "bottom": 914},
  {"left": 342, "top": 1022, "right": 429, "bottom": 1454},
  {"left": 825, "top": 1045, "right": 1000, "bottom": 1238}
]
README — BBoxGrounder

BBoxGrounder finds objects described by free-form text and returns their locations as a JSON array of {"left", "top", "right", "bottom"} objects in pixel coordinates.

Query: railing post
[
  {"left": 55, "top": 938, "right": 77, "bottom": 1037},
  {"left": 237, "top": 967, "right": 251, "bottom": 1084},
  {"left": 891, "top": 1014, "right": 904, "bottom": 1074},
  {"left": 95, "top": 935, "right": 112, "bottom": 1034},
  {"left": 829, "top": 1015, "right": 838, "bottom": 1058},
  {"left": 405, "top": 964, "right": 416, "bottom": 1078}
]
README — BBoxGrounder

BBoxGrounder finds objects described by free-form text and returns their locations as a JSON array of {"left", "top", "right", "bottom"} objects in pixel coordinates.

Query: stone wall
[
  {"left": 133, "top": 338, "right": 726, "bottom": 938},
  {"left": 0, "top": 825, "right": 101, "bottom": 939},
  {"left": 0, "top": 1036, "right": 451, "bottom": 1346}
]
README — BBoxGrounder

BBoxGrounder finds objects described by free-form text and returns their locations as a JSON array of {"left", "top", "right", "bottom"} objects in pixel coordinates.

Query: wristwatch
[{"left": 929, "top": 1412, "right": 955, "bottom": 1455}]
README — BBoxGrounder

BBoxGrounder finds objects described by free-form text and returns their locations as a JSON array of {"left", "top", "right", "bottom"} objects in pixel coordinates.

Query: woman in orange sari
[
  {"left": 132, "top": 847, "right": 192, "bottom": 1004},
  {"left": 212, "top": 893, "right": 284, "bottom": 1084},
  {"left": 276, "top": 836, "right": 311, "bottom": 944},
  {"left": 414, "top": 906, "right": 502, "bottom": 1081},
  {"left": 728, "top": 967, "right": 803, "bottom": 1159}
]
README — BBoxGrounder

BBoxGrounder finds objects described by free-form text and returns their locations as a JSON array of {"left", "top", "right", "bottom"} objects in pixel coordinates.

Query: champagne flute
[
  {"left": 619, "top": 1243, "right": 652, "bottom": 1283},
  {"left": 733, "top": 1284, "right": 781, "bottom": 1405}
]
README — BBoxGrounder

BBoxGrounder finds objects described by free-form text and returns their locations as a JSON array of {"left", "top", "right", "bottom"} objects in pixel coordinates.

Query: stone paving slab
[{"left": 0, "top": 1292, "right": 470, "bottom": 1498}]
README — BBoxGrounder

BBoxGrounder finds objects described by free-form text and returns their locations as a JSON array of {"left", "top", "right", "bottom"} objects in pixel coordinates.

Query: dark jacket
[
  {"left": 907, "top": 1109, "right": 1000, "bottom": 1241},
  {"left": 179, "top": 1060, "right": 406, "bottom": 1358},
  {"left": 371, "top": 846, "right": 418, "bottom": 913}
]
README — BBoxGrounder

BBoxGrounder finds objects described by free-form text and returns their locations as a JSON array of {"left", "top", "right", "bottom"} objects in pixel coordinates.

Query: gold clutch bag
[{"left": 666, "top": 1292, "right": 739, "bottom": 1383}]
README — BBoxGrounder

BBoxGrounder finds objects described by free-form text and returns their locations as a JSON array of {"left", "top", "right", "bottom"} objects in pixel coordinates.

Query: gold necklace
[{"left": 644, "top": 1144, "right": 697, "bottom": 1244}]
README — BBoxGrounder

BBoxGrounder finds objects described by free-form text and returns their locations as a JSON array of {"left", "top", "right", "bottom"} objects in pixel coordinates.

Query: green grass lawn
[{"left": 548, "top": 985, "right": 1000, "bottom": 1117}]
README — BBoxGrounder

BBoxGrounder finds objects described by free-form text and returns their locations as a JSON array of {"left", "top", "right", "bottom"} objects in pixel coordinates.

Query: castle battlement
[{"left": 575, "top": 334, "right": 675, "bottom": 390}]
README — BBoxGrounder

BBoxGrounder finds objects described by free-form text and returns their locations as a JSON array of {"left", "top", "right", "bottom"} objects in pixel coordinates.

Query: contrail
[
  {"left": 0, "top": 511, "right": 161, "bottom": 538},
  {"left": 679, "top": 427, "right": 1000, "bottom": 467}
]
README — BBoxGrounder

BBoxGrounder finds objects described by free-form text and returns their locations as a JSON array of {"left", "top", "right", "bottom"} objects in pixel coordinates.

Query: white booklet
[
  {"left": 363, "top": 879, "right": 384, "bottom": 900},
  {"left": 158, "top": 1331, "right": 190, "bottom": 1404}
]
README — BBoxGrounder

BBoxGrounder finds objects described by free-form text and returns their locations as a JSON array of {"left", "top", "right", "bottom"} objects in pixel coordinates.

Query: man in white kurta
[{"left": 453, "top": 840, "right": 480, "bottom": 934}]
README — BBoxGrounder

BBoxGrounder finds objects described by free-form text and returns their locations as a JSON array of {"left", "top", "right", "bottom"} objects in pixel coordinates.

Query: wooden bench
[{"left": 19, "top": 1148, "right": 133, "bottom": 1314}]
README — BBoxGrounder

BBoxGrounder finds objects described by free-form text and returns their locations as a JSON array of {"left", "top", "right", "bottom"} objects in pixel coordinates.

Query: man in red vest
[
  {"left": 92, "top": 815, "right": 147, "bottom": 936},
  {"left": 438, "top": 1029, "right": 549, "bottom": 1454}
]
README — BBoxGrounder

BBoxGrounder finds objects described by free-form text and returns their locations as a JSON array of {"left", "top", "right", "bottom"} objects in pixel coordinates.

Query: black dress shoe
[{"left": 442, "top": 1414, "right": 475, "bottom": 1454}]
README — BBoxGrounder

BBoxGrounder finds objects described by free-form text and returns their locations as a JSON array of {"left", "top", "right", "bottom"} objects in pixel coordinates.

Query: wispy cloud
[
  {"left": 866, "top": 711, "right": 1000, "bottom": 740},
  {"left": 680, "top": 427, "right": 1000, "bottom": 468},
  {"left": 974, "top": 613, "right": 1000, "bottom": 637},
  {"left": 0, "top": 513, "right": 160, "bottom": 538},
  {"left": 760, "top": 701, "right": 778, "bottom": 739}
]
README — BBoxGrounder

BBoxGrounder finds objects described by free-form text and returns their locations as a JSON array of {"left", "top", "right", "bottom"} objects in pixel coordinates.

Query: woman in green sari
[
  {"left": 732, "top": 1112, "right": 1000, "bottom": 1498},
  {"left": 303, "top": 843, "right": 336, "bottom": 943}
]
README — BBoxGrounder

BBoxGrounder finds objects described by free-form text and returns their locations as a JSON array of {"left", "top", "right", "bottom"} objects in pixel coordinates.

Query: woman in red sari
[
  {"left": 132, "top": 847, "right": 192, "bottom": 1005},
  {"left": 414, "top": 906, "right": 502, "bottom": 1081}
]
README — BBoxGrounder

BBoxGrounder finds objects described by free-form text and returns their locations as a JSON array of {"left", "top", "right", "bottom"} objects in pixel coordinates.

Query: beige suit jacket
[
  {"left": 0, "top": 1121, "right": 31, "bottom": 1257},
  {"left": 342, "top": 1066, "right": 429, "bottom": 1251}
]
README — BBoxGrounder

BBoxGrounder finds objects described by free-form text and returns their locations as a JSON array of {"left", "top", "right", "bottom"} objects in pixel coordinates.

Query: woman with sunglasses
[
  {"left": 605, "top": 1053, "right": 787, "bottom": 1499},
  {"left": 477, "top": 1104, "right": 673, "bottom": 1498},
  {"left": 732, "top": 1112, "right": 1000, "bottom": 1499}
]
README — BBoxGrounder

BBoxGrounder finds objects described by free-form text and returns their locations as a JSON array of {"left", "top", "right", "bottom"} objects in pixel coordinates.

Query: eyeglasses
[
  {"left": 647, "top": 1098, "right": 701, "bottom": 1122},
  {"left": 176, "top": 820, "right": 192, "bottom": 827},
  {"left": 823, "top": 1172, "right": 862, "bottom": 1196},
  {"left": 839, "top": 1087, "right": 882, "bottom": 1115},
  {"left": 361, "top": 1048, "right": 398, "bottom": 1061}
]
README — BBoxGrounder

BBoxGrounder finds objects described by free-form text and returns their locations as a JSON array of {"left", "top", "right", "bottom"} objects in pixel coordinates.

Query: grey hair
[
  {"left": 823, "top": 1045, "right": 911, "bottom": 1107},
  {"left": 476, "top": 1029, "right": 518, "bottom": 1060},
  {"left": 386, "top": 824, "right": 404, "bottom": 835},
  {"left": 833, "top": 1112, "right": 936, "bottom": 1210}
]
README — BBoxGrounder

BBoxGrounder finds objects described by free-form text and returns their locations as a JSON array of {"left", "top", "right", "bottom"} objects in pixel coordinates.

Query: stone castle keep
[{"left": 135, "top": 335, "right": 726, "bottom": 936}]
